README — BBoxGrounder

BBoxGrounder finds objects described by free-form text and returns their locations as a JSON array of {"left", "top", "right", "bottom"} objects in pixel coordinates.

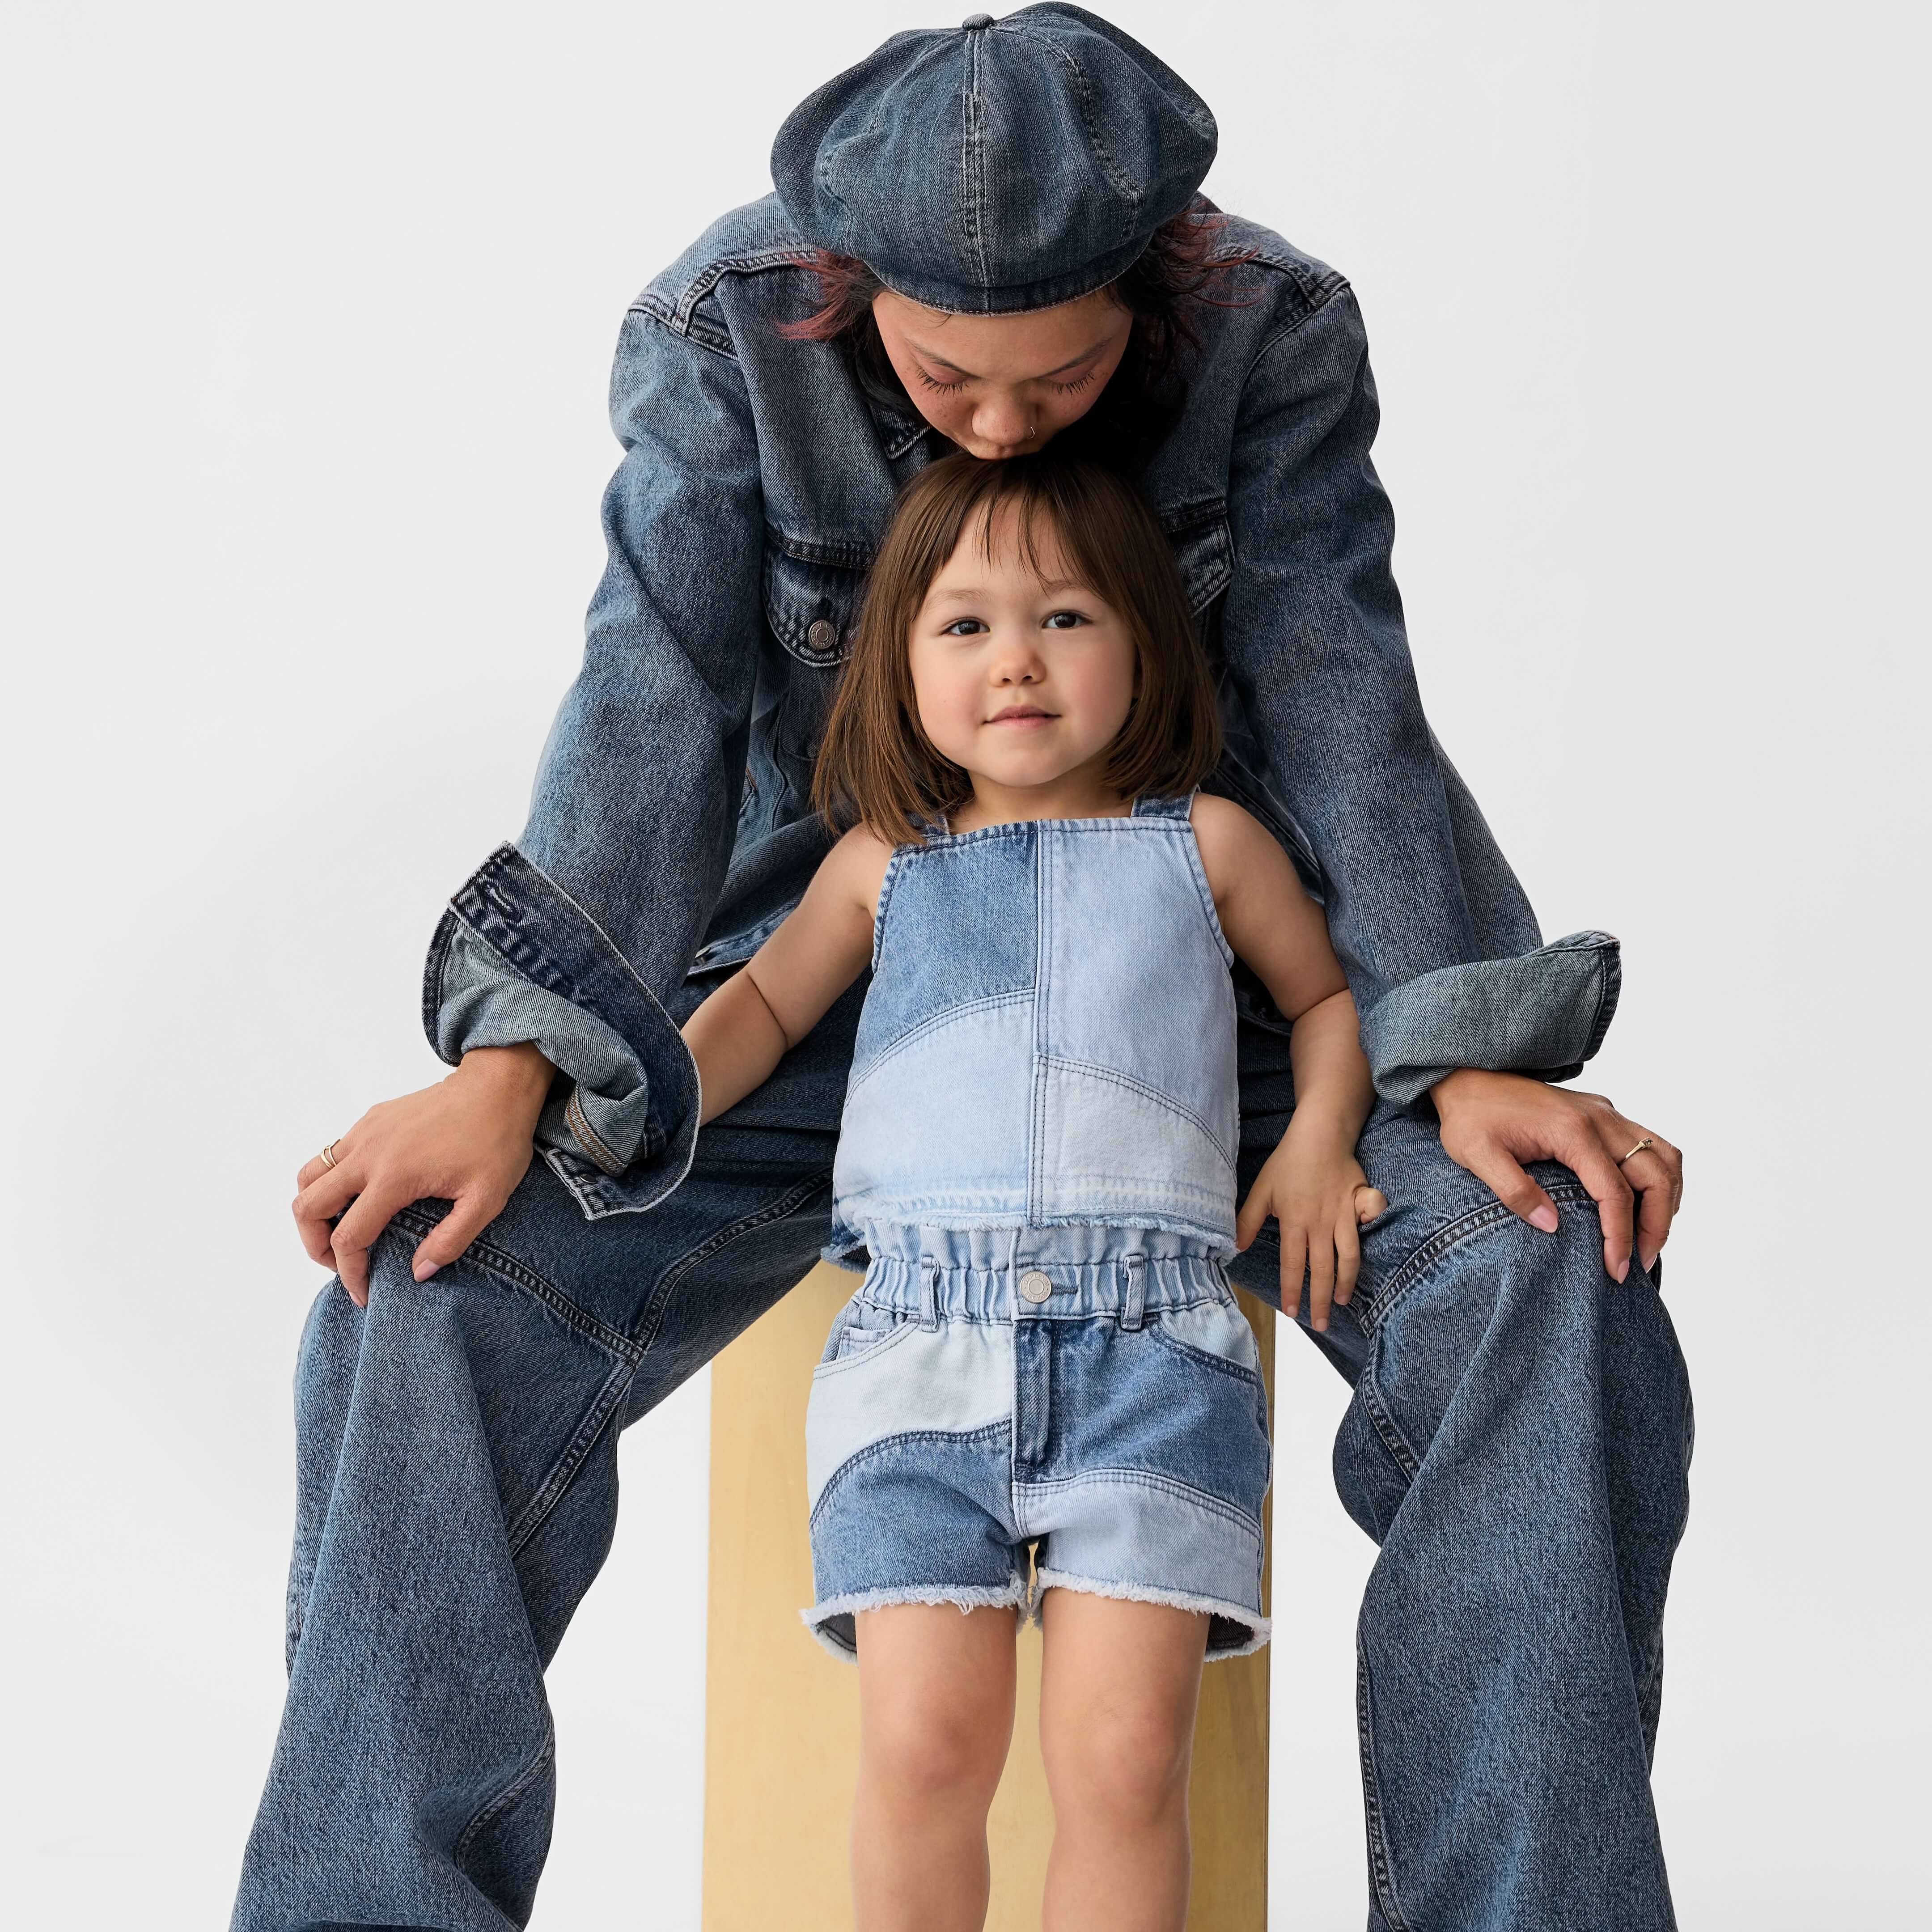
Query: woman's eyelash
[
  {"left": 916, "top": 369, "right": 968, "bottom": 394},
  {"left": 1052, "top": 369, "right": 1100, "bottom": 394}
]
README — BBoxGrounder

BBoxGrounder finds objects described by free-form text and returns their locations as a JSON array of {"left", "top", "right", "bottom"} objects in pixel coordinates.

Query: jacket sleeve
[
  {"left": 421, "top": 297, "right": 767, "bottom": 1213},
  {"left": 1222, "top": 284, "right": 1620, "bottom": 1104}
]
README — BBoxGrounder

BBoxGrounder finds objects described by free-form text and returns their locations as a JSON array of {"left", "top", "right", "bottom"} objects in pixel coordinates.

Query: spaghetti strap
[{"left": 1130, "top": 790, "right": 1196, "bottom": 820}]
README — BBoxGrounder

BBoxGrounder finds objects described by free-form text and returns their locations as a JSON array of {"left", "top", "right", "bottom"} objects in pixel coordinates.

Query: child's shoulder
[
  {"left": 822, "top": 820, "right": 900, "bottom": 905},
  {"left": 1184, "top": 790, "right": 1267, "bottom": 860},
  {"left": 1182, "top": 792, "right": 1290, "bottom": 908}
]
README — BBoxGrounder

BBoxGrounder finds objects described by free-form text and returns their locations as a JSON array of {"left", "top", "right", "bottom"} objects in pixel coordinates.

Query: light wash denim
[
  {"left": 804, "top": 793, "right": 1268, "bottom": 1660},
  {"left": 236, "top": 15, "right": 1687, "bottom": 1927},
  {"left": 805, "top": 1226, "right": 1272, "bottom": 1662},
  {"left": 827, "top": 794, "right": 1238, "bottom": 1264}
]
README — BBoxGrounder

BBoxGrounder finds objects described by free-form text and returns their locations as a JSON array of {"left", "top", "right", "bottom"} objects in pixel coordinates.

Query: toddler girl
[{"left": 681, "top": 451, "right": 1383, "bottom": 1932}]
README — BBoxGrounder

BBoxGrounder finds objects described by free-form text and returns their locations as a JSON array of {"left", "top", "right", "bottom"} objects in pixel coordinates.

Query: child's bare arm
[
  {"left": 682, "top": 826, "right": 893, "bottom": 1125},
  {"left": 1191, "top": 795, "right": 1385, "bottom": 1330}
]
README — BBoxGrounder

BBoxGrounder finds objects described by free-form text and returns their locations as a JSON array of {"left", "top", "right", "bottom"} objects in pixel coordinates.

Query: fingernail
[
  {"left": 1614, "top": 1259, "right": 1630, "bottom": 1283},
  {"left": 1313, "top": 1318, "right": 1328, "bottom": 1333},
  {"left": 1530, "top": 1205, "right": 1559, "bottom": 1233},
  {"left": 413, "top": 1261, "right": 438, "bottom": 1282}
]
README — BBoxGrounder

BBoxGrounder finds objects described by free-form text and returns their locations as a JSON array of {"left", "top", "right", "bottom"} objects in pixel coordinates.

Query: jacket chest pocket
[
  {"left": 763, "top": 538, "right": 866, "bottom": 666},
  {"left": 1167, "top": 508, "right": 1233, "bottom": 618}
]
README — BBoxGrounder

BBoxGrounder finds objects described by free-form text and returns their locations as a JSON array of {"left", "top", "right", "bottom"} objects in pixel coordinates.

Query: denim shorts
[{"left": 801, "top": 1223, "right": 1273, "bottom": 1662}]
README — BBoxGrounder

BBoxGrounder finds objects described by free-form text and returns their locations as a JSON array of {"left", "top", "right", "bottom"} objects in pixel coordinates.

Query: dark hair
[
  {"left": 811, "top": 451, "right": 1222, "bottom": 847},
  {"left": 780, "top": 202, "right": 1255, "bottom": 471}
]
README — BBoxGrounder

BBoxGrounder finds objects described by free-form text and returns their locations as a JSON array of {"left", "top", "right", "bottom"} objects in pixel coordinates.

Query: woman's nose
[{"left": 970, "top": 391, "right": 1033, "bottom": 452}]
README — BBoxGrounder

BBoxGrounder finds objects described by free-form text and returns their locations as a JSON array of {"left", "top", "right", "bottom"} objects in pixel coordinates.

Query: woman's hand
[
  {"left": 1235, "top": 1113, "right": 1389, "bottom": 1333},
  {"left": 291, "top": 1043, "right": 555, "bottom": 1307},
  {"left": 1428, "top": 1069, "right": 1683, "bottom": 1282}
]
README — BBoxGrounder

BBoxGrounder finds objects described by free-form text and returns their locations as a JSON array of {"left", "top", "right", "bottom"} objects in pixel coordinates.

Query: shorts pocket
[
  {"left": 1148, "top": 1298, "right": 1267, "bottom": 1390},
  {"left": 815, "top": 1298, "right": 916, "bottom": 1372}
]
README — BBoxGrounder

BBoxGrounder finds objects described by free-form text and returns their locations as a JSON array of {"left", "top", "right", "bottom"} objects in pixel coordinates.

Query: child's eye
[
  {"left": 941, "top": 618, "right": 987, "bottom": 637},
  {"left": 1042, "top": 610, "right": 1089, "bottom": 630}
]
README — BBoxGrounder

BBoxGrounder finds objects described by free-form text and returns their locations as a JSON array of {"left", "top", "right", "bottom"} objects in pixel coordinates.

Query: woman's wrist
[{"left": 454, "top": 1042, "right": 555, "bottom": 1123}]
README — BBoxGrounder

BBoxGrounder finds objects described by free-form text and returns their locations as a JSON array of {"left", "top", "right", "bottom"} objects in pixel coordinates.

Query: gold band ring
[
  {"left": 1616, "top": 1136, "right": 1654, "bottom": 1166},
  {"left": 320, "top": 1140, "right": 341, "bottom": 1169}
]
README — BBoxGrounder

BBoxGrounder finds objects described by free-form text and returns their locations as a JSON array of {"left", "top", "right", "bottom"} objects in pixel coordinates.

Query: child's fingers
[
  {"left": 1355, "top": 1186, "right": 1389, "bottom": 1224},
  {"left": 1278, "top": 1224, "right": 1309, "bottom": 1323},
  {"left": 1233, "top": 1184, "right": 1269, "bottom": 1252},
  {"left": 1307, "top": 1227, "right": 1337, "bottom": 1332},
  {"left": 1334, "top": 1205, "right": 1362, "bottom": 1309}
]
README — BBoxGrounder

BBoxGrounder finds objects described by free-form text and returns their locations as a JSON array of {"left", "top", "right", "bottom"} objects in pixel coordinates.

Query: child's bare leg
[
  {"left": 852, "top": 1602, "right": 1018, "bottom": 1932},
  {"left": 1037, "top": 1591, "right": 1209, "bottom": 1932}
]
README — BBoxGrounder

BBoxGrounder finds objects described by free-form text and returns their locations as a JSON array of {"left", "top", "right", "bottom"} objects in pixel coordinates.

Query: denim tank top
[{"left": 824, "top": 791, "right": 1240, "bottom": 1265}]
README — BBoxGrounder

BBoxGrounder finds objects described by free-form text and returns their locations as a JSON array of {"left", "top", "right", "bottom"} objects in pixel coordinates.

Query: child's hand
[{"left": 1234, "top": 1115, "right": 1388, "bottom": 1333}]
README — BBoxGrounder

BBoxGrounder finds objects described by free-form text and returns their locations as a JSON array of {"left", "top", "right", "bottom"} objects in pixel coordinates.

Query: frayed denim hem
[
  {"left": 1030, "top": 1566, "right": 1271, "bottom": 1660},
  {"left": 800, "top": 1577, "right": 1031, "bottom": 1662}
]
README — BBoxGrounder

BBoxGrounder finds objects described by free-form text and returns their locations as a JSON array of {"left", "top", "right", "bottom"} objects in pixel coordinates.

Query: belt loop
[
  {"left": 919, "top": 1257, "right": 939, "bottom": 1331},
  {"left": 1120, "top": 1251, "right": 1146, "bottom": 1332}
]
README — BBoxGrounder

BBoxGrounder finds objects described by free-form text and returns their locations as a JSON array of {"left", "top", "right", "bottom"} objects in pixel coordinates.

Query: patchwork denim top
[{"left": 825, "top": 792, "right": 1239, "bottom": 1268}]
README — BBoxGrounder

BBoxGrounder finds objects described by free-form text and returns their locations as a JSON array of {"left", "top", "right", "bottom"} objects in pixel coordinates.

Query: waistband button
[{"left": 1018, "top": 1269, "right": 1053, "bottom": 1304}]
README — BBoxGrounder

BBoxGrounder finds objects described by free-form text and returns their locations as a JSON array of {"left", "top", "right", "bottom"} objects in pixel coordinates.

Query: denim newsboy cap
[{"left": 771, "top": 4, "right": 1217, "bottom": 315}]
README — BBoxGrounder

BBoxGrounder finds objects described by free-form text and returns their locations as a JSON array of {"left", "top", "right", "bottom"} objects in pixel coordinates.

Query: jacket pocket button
[{"left": 806, "top": 618, "right": 838, "bottom": 654}]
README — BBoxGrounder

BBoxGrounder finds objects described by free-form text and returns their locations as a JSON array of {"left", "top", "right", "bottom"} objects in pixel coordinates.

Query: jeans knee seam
[
  {"left": 1356, "top": 1634, "right": 1416, "bottom": 1932},
  {"left": 1360, "top": 1178, "right": 1595, "bottom": 1331},
  {"left": 453, "top": 1725, "right": 556, "bottom": 1867},
  {"left": 631, "top": 1169, "right": 833, "bottom": 1352},
  {"left": 504, "top": 1359, "right": 634, "bottom": 1559},
  {"left": 1356, "top": 1362, "right": 1421, "bottom": 1482}
]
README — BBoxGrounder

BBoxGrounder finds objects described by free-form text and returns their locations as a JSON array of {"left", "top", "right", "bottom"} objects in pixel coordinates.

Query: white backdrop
[{"left": 3, "top": 2, "right": 1925, "bottom": 1924}]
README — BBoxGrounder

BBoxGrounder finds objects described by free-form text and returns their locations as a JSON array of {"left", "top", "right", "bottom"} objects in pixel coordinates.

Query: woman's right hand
[{"left": 291, "top": 1043, "right": 555, "bottom": 1307}]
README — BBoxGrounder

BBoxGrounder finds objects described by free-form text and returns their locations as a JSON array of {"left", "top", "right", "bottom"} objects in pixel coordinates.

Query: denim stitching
[
  {"left": 1171, "top": 812, "right": 1238, "bottom": 968},
  {"left": 962, "top": 31, "right": 988, "bottom": 289},
  {"left": 504, "top": 1360, "right": 635, "bottom": 1557},
  {"left": 631, "top": 1170, "right": 833, "bottom": 1354},
  {"left": 1356, "top": 1636, "right": 1416, "bottom": 1932},
  {"left": 846, "top": 989, "right": 1033, "bottom": 1094},
  {"left": 1018, "top": 1466, "right": 1265, "bottom": 1542},
  {"left": 870, "top": 845, "right": 906, "bottom": 970},
  {"left": 1042, "top": 40, "right": 1140, "bottom": 229},
  {"left": 1356, "top": 1362, "right": 1421, "bottom": 1483},
  {"left": 809, "top": 1419, "right": 1011, "bottom": 1530},
  {"left": 1042, "top": 1055, "right": 1236, "bottom": 1171},
  {"left": 564, "top": 1086, "right": 627, "bottom": 1178},
  {"left": 1144, "top": 1314, "right": 1266, "bottom": 1391},
  {"left": 1244, "top": 274, "right": 1352, "bottom": 387},
  {"left": 1030, "top": 824, "right": 1051, "bottom": 1224},
  {"left": 1358, "top": 1179, "right": 1595, "bottom": 1333},
  {"left": 453, "top": 1727, "right": 556, "bottom": 1868},
  {"left": 389, "top": 1208, "right": 642, "bottom": 1364}
]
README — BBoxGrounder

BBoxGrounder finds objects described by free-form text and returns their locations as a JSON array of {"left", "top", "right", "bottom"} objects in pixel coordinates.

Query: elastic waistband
[{"left": 855, "top": 1223, "right": 1233, "bottom": 1324}]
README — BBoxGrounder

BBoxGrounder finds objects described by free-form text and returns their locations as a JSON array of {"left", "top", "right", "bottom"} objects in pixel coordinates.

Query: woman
[{"left": 236, "top": 10, "right": 1690, "bottom": 1931}]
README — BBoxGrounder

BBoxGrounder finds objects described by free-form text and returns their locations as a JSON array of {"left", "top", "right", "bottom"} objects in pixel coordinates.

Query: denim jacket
[{"left": 424, "top": 194, "right": 1619, "bottom": 1221}]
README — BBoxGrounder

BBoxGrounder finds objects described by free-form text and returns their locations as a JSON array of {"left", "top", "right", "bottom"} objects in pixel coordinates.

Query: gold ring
[
  {"left": 1616, "top": 1136, "right": 1654, "bottom": 1166},
  {"left": 319, "top": 1140, "right": 341, "bottom": 1169}
]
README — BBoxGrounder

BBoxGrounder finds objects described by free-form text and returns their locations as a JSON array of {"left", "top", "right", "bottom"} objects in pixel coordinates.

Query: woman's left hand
[{"left": 1428, "top": 1069, "right": 1683, "bottom": 1282}]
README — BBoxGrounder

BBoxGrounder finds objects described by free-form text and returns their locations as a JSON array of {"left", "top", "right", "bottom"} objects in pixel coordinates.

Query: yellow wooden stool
[{"left": 701, "top": 1261, "right": 1275, "bottom": 1929}]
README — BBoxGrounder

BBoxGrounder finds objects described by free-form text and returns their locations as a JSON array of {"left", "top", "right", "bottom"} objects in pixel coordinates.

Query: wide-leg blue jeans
[{"left": 232, "top": 985, "right": 1691, "bottom": 1932}]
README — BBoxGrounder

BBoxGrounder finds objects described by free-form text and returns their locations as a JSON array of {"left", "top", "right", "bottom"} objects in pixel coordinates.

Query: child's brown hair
[{"left": 811, "top": 452, "right": 1222, "bottom": 846}]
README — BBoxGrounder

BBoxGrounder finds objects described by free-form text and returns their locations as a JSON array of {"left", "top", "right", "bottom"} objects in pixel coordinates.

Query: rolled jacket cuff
[
  {"left": 1360, "top": 930, "right": 1622, "bottom": 1108},
  {"left": 422, "top": 843, "right": 701, "bottom": 1218}
]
